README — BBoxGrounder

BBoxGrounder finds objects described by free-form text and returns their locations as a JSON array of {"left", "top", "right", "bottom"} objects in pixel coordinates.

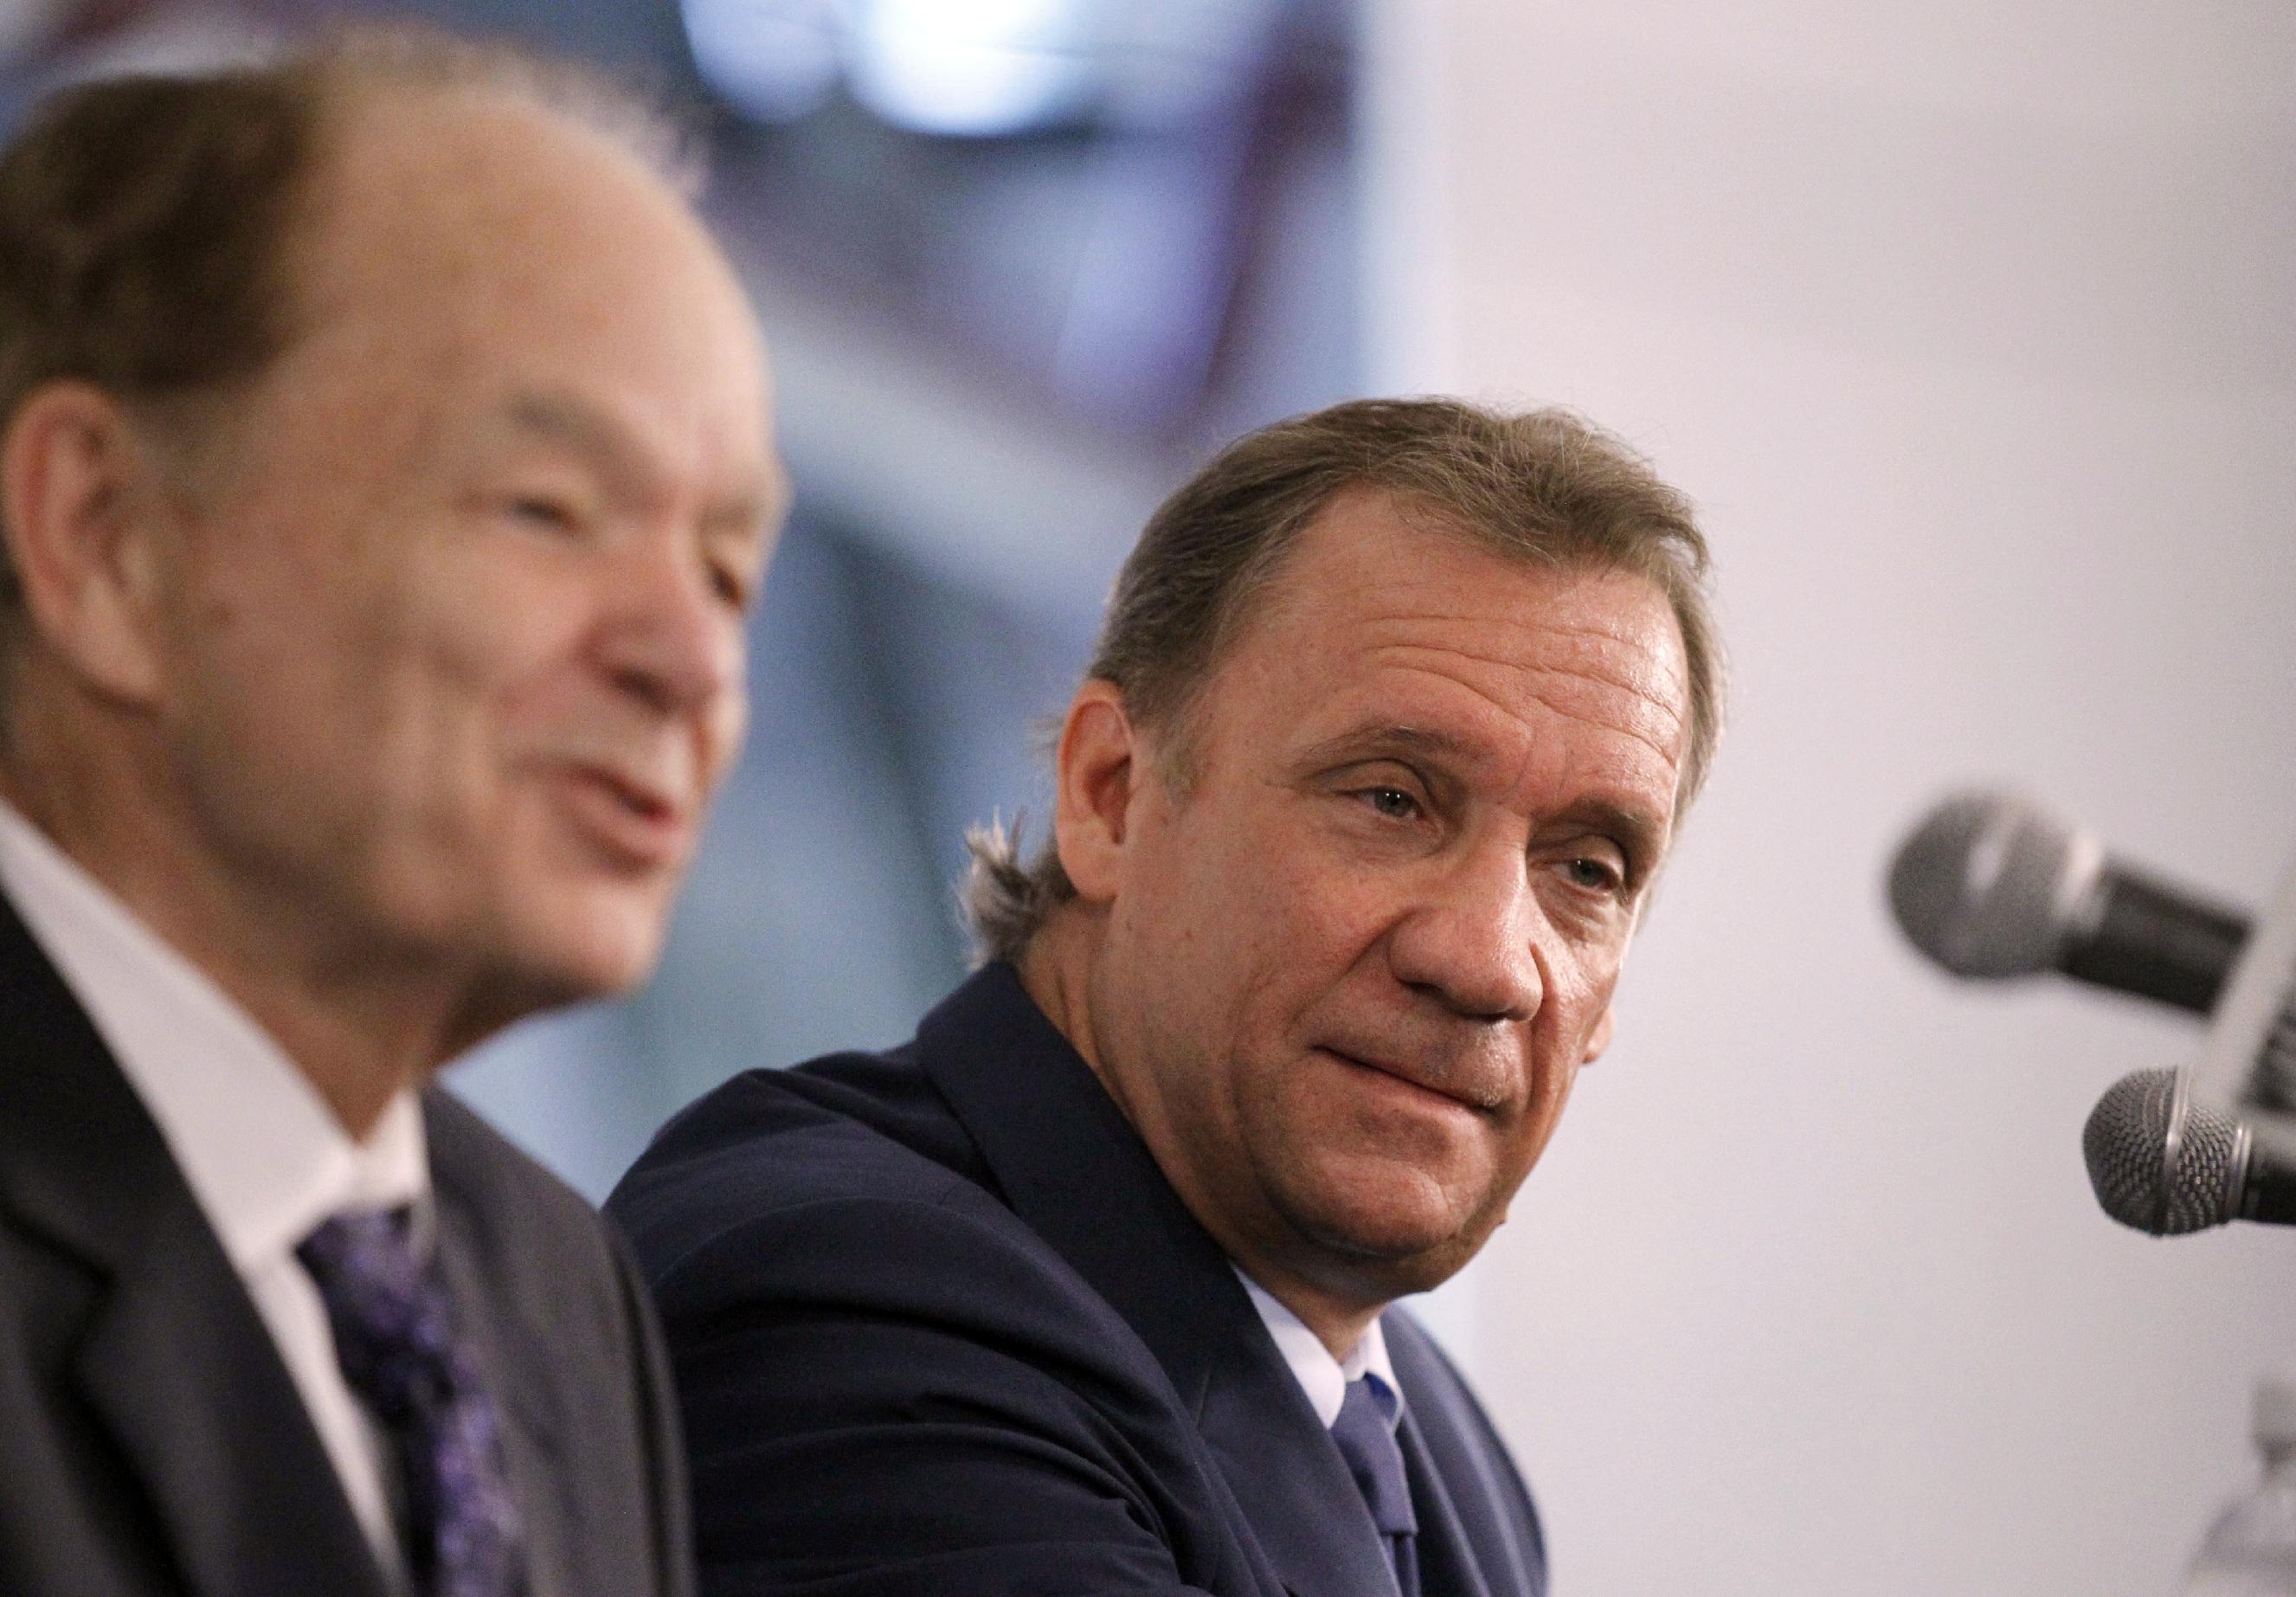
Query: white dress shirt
[
  {"left": 1237, "top": 1269, "right": 1401, "bottom": 1427},
  {"left": 0, "top": 800, "right": 423, "bottom": 1592}
]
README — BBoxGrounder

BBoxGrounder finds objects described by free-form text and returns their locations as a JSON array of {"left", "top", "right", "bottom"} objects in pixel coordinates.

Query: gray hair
[{"left": 961, "top": 396, "right": 1725, "bottom": 965}]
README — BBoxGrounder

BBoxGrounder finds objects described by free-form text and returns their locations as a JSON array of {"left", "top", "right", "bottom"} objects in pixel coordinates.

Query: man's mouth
[
  {"left": 556, "top": 762, "right": 690, "bottom": 867},
  {"left": 1315, "top": 1045, "right": 1504, "bottom": 1115}
]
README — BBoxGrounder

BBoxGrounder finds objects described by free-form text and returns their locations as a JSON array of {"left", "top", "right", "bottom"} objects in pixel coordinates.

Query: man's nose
[
  {"left": 1383, "top": 840, "right": 1544, "bottom": 1024},
  {"left": 598, "top": 533, "right": 743, "bottom": 717}
]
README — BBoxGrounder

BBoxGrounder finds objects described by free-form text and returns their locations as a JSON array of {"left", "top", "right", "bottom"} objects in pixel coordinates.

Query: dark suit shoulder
[
  {"left": 421, "top": 1084, "right": 663, "bottom": 1407},
  {"left": 613, "top": 1046, "right": 974, "bottom": 1257},
  {"left": 426, "top": 1085, "right": 669, "bottom": 1364},
  {"left": 609, "top": 1053, "right": 1249, "bottom": 1597},
  {"left": 426, "top": 1087, "right": 621, "bottom": 1258},
  {"left": 612, "top": 1055, "right": 1140, "bottom": 1375},
  {"left": 627, "top": 1041, "right": 988, "bottom": 1203}
]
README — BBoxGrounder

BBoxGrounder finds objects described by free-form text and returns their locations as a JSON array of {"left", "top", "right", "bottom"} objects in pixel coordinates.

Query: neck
[
  {"left": 0, "top": 695, "right": 471, "bottom": 1140},
  {"left": 1017, "top": 911, "right": 1387, "bottom": 1362}
]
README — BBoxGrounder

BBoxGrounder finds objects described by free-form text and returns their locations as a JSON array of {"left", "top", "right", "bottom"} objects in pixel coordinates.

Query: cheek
[
  {"left": 699, "top": 686, "right": 750, "bottom": 791},
  {"left": 1122, "top": 795, "right": 1403, "bottom": 1091},
  {"left": 170, "top": 569, "right": 374, "bottom": 776},
  {"left": 1209, "top": 801, "right": 1391, "bottom": 957},
  {"left": 1161, "top": 849, "right": 1342, "bottom": 1048},
  {"left": 1546, "top": 943, "right": 1626, "bottom": 1050},
  {"left": 410, "top": 567, "right": 599, "bottom": 740},
  {"left": 1515, "top": 1060, "right": 1580, "bottom": 1161}
]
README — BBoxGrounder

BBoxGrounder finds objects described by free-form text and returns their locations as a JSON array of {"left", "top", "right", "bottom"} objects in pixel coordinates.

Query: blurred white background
[{"left": 1368, "top": 3, "right": 2296, "bottom": 1591}]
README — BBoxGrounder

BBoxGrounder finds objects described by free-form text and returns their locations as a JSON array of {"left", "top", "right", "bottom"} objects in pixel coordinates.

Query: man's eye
[
  {"left": 1561, "top": 857, "right": 1623, "bottom": 893},
  {"left": 1361, "top": 787, "right": 1420, "bottom": 820},
  {"left": 507, "top": 495, "right": 580, "bottom": 531},
  {"left": 709, "top": 563, "right": 752, "bottom": 610}
]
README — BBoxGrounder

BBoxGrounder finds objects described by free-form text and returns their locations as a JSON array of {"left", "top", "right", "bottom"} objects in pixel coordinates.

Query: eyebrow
[
  {"left": 501, "top": 389, "right": 787, "bottom": 538},
  {"left": 1295, "top": 724, "right": 1477, "bottom": 771}
]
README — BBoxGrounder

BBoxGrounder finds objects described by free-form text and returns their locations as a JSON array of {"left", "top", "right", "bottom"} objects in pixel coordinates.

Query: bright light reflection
[
  {"left": 847, "top": 0, "right": 1098, "bottom": 137},
  {"left": 682, "top": 0, "right": 841, "bottom": 125}
]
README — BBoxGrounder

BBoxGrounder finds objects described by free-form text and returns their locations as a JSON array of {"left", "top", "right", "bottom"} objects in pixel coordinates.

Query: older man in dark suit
[
  {"left": 614, "top": 399, "right": 1724, "bottom": 1597},
  {"left": 0, "top": 30, "right": 782, "bottom": 1597}
]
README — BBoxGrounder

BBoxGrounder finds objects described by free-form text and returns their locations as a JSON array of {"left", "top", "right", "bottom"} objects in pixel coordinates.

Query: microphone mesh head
[
  {"left": 1887, "top": 791, "right": 2095, "bottom": 977},
  {"left": 2082, "top": 1068, "right": 2241, "bottom": 1235}
]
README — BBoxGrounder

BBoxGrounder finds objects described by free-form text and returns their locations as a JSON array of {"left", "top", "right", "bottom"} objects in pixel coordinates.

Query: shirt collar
[
  {"left": 0, "top": 800, "right": 428, "bottom": 1271},
  {"left": 1236, "top": 1267, "right": 1399, "bottom": 1428}
]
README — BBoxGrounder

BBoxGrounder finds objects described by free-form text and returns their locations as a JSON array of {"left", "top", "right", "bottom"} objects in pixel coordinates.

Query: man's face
[
  {"left": 146, "top": 92, "right": 780, "bottom": 1017},
  {"left": 1086, "top": 490, "right": 1689, "bottom": 1301}
]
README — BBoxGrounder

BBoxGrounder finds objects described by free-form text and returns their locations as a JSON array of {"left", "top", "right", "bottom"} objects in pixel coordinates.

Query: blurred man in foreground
[
  {"left": 0, "top": 30, "right": 781, "bottom": 1597},
  {"left": 613, "top": 399, "right": 1721, "bottom": 1597}
]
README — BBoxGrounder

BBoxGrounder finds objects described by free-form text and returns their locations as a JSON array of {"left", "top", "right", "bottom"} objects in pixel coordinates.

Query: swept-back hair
[{"left": 962, "top": 397, "right": 1725, "bottom": 965}]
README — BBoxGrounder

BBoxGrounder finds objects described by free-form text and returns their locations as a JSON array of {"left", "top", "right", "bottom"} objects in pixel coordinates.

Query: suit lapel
[
  {"left": 1385, "top": 1314, "right": 1542, "bottom": 1597},
  {"left": 74, "top": 1202, "right": 390, "bottom": 1597},
  {"left": 427, "top": 1124, "right": 570, "bottom": 1597},
  {"left": 916, "top": 964, "right": 1397, "bottom": 1597},
  {"left": 1194, "top": 1356, "right": 1400, "bottom": 1597},
  {"left": 1394, "top": 1401, "right": 1494, "bottom": 1597},
  {"left": 0, "top": 888, "right": 387, "bottom": 1597}
]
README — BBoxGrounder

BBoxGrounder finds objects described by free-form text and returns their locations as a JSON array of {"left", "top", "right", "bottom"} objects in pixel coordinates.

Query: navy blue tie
[
  {"left": 1330, "top": 1373, "right": 1419, "bottom": 1597},
  {"left": 299, "top": 1208, "right": 522, "bottom": 1597}
]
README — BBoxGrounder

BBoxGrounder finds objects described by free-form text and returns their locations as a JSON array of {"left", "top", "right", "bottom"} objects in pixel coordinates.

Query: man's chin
[
  {"left": 466, "top": 897, "right": 670, "bottom": 1025},
  {"left": 1277, "top": 1176, "right": 1497, "bottom": 1298},
  {"left": 531, "top": 927, "right": 664, "bottom": 1004}
]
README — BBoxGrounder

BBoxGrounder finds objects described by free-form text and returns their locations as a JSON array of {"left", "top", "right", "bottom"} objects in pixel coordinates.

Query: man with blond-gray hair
[
  {"left": 614, "top": 397, "right": 1720, "bottom": 1597},
  {"left": 0, "top": 30, "right": 782, "bottom": 1597}
]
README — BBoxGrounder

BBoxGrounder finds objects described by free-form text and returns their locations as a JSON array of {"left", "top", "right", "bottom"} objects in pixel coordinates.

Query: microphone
[
  {"left": 1888, "top": 791, "right": 2250, "bottom": 1015},
  {"left": 2083, "top": 1067, "right": 2296, "bottom": 1233}
]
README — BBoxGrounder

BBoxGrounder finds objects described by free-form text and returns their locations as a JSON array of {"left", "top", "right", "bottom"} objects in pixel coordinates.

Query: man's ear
[
  {"left": 1582, "top": 1004, "right": 1617, "bottom": 1065},
  {"left": 1051, "top": 679, "right": 1141, "bottom": 905},
  {"left": 0, "top": 381, "right": 175, "bottom": 705}
]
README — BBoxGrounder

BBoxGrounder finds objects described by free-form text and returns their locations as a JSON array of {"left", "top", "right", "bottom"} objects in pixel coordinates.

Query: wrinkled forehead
[
  {"left": 1199, "top": 494, "right": 1693, "bottom": 794},
  {"left": 1258, "top": 488, "right": 1684, "bottom": 675}
]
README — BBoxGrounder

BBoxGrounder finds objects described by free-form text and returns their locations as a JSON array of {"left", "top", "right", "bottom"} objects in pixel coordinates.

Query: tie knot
[
  {"left": 301, "top": 1206, "right": 415, "bottom": 1277},
  {"left": 1330, "top": 1374, "right": 1417, "bottom": 1538}
]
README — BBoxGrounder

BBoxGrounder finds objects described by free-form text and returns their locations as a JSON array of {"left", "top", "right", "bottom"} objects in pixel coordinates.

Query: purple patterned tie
[
  {"left": 299, "top": 1208, "right": 522, "bottom": 1597},
  {"left": 1331, "top": 1373, "right": 1419, "bottom": 1597}
]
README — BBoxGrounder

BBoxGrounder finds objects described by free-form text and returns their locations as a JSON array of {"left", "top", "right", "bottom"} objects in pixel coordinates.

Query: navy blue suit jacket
[{"left": 611, "top": 963, "right": 1547, "bottom": 1597}]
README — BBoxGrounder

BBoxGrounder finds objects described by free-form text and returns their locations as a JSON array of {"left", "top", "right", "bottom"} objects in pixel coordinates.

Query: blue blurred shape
[{"left": 682, "top": 0, "right": 841, "bottom": 124}]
